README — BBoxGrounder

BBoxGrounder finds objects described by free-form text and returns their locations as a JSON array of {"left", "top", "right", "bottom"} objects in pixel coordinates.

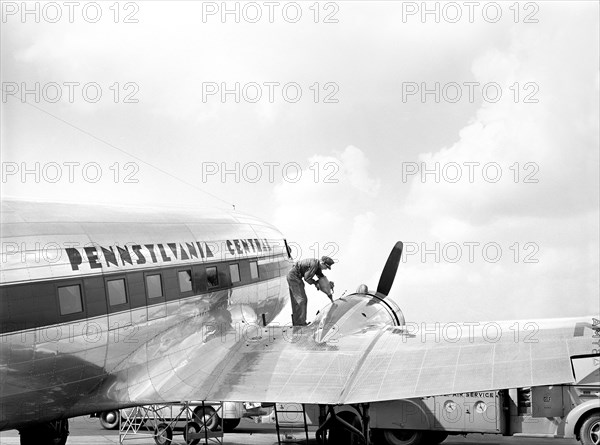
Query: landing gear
[
  {"left": 371, "top": 429, "right": 448, "bottom": 445},
  {"left": 372, "top": 429, "right": 424, "bottom": 445},
  {"left": 330, "top": 411, "right": 363, "bottom": 445},
  {"left": 427, "top": 431, "right": 449, "bottom": 444},
  {"left": 19, "top": 419, "right": 69, "bottom": 445},
  {"left": 316, "top": 404, "right": 371, "bottom": 445}
]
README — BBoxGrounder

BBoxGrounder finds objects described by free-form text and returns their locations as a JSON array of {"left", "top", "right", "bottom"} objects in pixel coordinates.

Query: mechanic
[{"left": 287, "top": 256, "right": 335, "bottom": 326}]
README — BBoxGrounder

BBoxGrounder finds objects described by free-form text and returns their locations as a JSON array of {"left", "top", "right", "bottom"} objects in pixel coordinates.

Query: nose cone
[{"left": 312, "top": 293, "right": 404, "bottom": 343}]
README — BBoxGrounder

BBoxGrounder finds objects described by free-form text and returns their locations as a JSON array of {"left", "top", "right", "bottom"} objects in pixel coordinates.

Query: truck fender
[
  {"left": 563, "top": 399, "right": 600, "bottom": 439},
  {"left": 371, "top": 399, "right": 435, "bottom": 430}
]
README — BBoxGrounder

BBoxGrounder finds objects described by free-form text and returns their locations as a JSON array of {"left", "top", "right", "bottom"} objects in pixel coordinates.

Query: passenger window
[
  {"left": 107, "top": 278, "right": 127, "bottom": 306},
  {"left": 178, "top": 270, "right": 193, "bottom": 293},
  {"left": 146, "top": 274, "right": 163, "bottom": 298},
  {"left": 229, "top": 264, "right": 240, "bottom": 283},
  {"left": 58, "top": 284, "right": 83, "bottom": 315},
  {"left": 249, "top": 261, "right": 259, "bottom": 279},
  {"left": 206, "top": 267, "right": 219, "bottom": 288}
]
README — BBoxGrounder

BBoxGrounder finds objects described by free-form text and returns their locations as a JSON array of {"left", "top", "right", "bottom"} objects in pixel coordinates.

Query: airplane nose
[{"left": 312, "top": 293, "right": 405, "bottom": 344}]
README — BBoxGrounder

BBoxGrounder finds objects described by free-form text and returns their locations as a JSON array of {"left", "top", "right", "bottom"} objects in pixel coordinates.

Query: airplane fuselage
[{"left": 0, "top": 200, "right": 292, "bottom": 430}]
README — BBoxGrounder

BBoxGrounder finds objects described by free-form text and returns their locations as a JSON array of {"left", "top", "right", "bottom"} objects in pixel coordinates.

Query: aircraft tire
[
  {"left": 99, "top": 410, "right": 120, "bottom": 430},
  {"left": 153, "top": 422, "right": 172, "bottom": 445},
  {"left": 426, "top": 431, "right": 449, "bottom": 444},
  {"left": 183, "top": 421, "right": 201, "bottom": 445},
  {"left": 329, "top": 411, "right": 362, "bottom": 445},
  {"left": 579, "top": 412, "right": 600, "bottom": 445},
  {"left": 19, "top": 419, "right": 69, "bottom": 445},
  {"left": 372, "top": 428, "right": 425, "bottom": 445},
  {"left": 223, "top": 418, "right": 241, "bottom": 432},
  {"left": 193, "top": 406, "right": 220, "bottom": 431}
]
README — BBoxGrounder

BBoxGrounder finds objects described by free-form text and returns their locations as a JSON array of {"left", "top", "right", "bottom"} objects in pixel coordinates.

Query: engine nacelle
[{"left": 311, "top": 292, "right": 405, "bottom": 343}]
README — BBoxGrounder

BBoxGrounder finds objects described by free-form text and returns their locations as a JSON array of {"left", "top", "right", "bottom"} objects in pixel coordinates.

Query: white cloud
[
  {"left": 397, "top": 11, "right": 599, "bottom": 322},
  {"left": 337, "top": 146, "right": 381, "bottom": 195},
  {"left": 405, "top": 9, "right": 598, "bottom": 225},
  {"left": 272, "top": 145, "right": 380, "bottom": 235},
  {"left": 271, "top": 145, "right": 382, "bottom": 318}
]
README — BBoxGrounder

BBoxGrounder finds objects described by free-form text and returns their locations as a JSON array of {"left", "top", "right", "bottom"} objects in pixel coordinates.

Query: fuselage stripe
[{"left": 0, "top": 254, "right": 291, "bottom": 335}]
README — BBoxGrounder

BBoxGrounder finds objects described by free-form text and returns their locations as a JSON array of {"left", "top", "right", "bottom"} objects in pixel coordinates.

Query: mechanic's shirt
[{"left": 289, "top": 258, "right": 324, "bottom": 284}]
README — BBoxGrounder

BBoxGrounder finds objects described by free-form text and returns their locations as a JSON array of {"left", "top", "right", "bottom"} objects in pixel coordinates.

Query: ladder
[{"left": 274, "top": 403, "right": 310, "bottom": 444}]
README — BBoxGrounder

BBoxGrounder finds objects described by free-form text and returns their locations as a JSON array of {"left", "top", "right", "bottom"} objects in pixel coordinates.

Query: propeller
[{"left": 375, "top": 241, "right": 403, "bottom": 297}]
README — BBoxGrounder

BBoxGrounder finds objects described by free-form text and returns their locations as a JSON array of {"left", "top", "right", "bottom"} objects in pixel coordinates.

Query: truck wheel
[
  {"left": 223, "top": 418, "right": 240, "bottom": 432},
  {"left": 580, "top": 413, "right": 600, "bottom": 445},
  {"left": 426, "top": 431, "right": 449, "bottom": 444},
  {"left": 153, "top": 423, "right": 172, "bottom": 445},
  {"left": 100, "top": 410, "right": 120, "bottom": 430},
  {"left": 378, "top": 429, "right": 425, "bottom": 445},
  {"left": 193, "top": 406, "right": 220, "bottom": 431}
]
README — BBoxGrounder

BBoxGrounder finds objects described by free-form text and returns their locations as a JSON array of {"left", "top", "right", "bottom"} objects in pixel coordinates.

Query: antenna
[{"left": 20, "top": 100, "right": 236, "bottom": 209}]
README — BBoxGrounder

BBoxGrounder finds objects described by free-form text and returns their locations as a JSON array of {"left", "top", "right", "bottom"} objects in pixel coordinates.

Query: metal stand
[
  {"left": 189, "top": 401, "right": 224, "bottom": 445},
  {"left": 118, "top": 401, "right": 224, "bottom": 445},
  {"left": 274, "top": 403, "right": 310, "bottom": 444}
]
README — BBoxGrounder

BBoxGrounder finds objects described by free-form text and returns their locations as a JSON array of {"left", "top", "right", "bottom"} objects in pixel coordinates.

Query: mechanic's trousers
[{"left": 287, "top": 274, "right": 307, "bottom": 326}]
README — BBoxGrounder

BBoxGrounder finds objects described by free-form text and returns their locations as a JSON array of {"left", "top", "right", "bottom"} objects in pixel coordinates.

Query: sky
[{"left": 1, "top": 1, "right": 598, "bottom": 323}]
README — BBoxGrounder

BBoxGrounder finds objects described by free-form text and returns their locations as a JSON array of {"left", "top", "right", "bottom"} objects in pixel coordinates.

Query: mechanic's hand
[{"left": 329, "top": 281, "right": 335, "bottom": 291}]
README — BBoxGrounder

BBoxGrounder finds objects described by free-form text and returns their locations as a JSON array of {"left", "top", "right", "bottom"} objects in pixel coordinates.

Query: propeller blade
[{"left": 376, "top": 241, "right": 403, "bottom": 297}]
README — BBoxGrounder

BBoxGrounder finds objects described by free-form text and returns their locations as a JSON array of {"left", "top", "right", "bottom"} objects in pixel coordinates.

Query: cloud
[
  {"left": 271, "top": 145, "right": 381, "bottom": 317},
  {"left": 405, "top": 11, "right": 599, "bottom": 225},
  {"left": 338, "top": 146, "right": 381, "bottom": 195},
  {"left": 396, "top": 9, "right": 599, "bottom": 322},
  {"left": 272, "top": 145, "right": 380, "bottom": 234}
]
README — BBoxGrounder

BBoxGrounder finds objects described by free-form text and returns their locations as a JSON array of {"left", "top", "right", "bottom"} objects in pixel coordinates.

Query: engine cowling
[{"left": 311, "top": 292, "right": 405, "bottom": 343}]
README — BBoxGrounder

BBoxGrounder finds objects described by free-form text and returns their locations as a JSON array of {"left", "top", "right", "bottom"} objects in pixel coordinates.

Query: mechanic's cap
[{"left": 320, "top": 256, "right": 334, "bottom": 269}]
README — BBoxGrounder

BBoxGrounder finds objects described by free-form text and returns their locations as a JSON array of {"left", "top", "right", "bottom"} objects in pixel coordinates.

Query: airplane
[{"left": 0, "top": 199, "right": 596, "bottom": 445}]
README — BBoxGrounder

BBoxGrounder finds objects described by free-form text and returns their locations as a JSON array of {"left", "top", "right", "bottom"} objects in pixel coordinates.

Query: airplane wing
[
  {"left": 202, "top": 314, "right": 595, "bottom": 405},
  {"left": 104, "top": 295, "right": 596, "bottom": 406}
]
